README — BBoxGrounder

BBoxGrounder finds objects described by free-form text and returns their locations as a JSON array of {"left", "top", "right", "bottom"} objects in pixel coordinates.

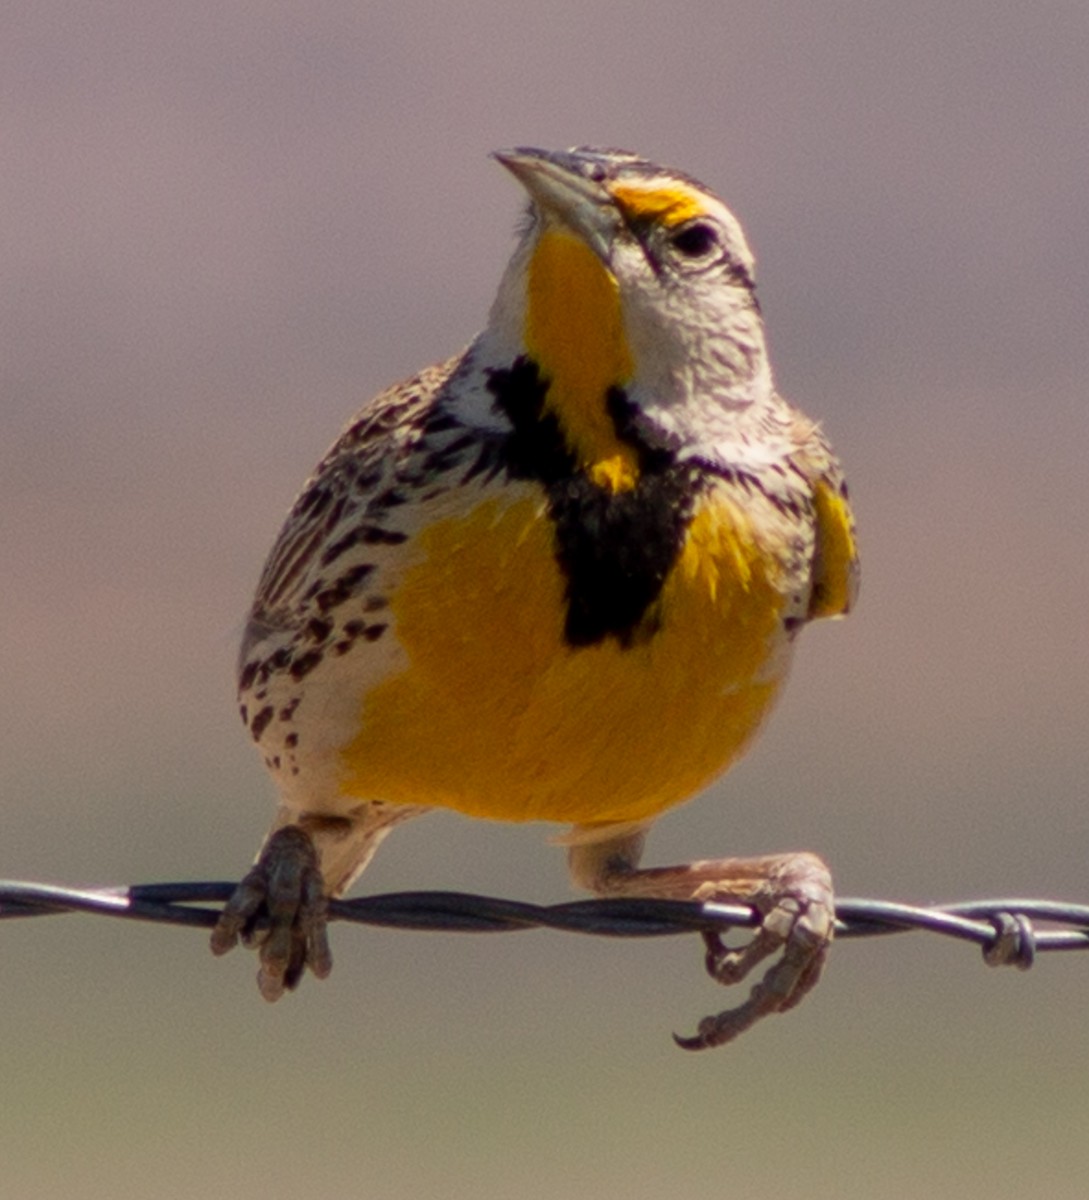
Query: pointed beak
[{"left": 493, "top": 147, "right": 619, "bottom": 260}]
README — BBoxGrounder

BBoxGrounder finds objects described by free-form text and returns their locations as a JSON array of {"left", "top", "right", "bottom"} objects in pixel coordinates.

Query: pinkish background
[{"left": 3, "top": 4, "right": 1088, "bottom": 1198}]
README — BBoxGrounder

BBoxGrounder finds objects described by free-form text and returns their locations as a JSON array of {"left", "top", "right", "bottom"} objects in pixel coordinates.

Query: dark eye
[{"left": 669, "top": 221, "right": 719, "bottom": 258}]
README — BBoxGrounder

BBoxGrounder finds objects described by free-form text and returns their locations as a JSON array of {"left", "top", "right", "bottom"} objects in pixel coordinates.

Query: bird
[{"left": 210, "top": 145, "right": 859, "bottom": 1050}]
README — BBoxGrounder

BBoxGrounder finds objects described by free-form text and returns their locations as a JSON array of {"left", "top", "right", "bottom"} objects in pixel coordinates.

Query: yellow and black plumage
[{"left": 212, "top": 146, "right": 859, "bottom": 1049}]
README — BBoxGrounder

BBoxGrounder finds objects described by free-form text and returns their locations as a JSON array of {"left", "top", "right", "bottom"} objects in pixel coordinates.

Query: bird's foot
[
  {"left": 210, "top": 825, "right": 332, "bottom": 1001},
  {"left": 673, "top": 852, "right": 834, "bottom": 1050}
]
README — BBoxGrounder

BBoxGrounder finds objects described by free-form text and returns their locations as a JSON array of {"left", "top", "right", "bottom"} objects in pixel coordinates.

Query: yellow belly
[{"left": 339, "top": 489, "right": 791, "bottom": 827}]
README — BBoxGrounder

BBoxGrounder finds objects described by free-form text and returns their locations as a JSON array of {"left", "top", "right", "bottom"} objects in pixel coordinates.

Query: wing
[
  {"left": 767, "top": 408, "right": 863, "bottom": 624},
  {"left": 239, "top": 354, "right": 463, "bottom": 665},
  {"left": 808, "top": 473, "right": 859, "bottom": 619},
  {"left": 786, "top": 410, "right": 860, "bottom": 621}
]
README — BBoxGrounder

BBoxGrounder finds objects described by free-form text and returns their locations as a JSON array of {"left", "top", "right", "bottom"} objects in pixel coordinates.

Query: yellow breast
[{"left": 338, "top": 485, "right": 792, "bottom": 828}]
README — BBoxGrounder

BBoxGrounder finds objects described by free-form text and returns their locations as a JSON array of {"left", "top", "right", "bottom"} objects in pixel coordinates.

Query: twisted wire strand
[{"left": 2, "top": 880, "right": 1087, "bottom": 966}]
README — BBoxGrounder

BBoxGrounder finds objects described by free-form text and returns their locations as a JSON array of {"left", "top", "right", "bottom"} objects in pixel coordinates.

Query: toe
[{"left": 211, "top": 825, "right": 332, "bottom": 998}]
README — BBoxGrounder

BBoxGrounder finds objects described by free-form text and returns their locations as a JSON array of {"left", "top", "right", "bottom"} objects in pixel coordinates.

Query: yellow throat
[{"left": 524, "top": 229, "right": 639, "bottom": 493}]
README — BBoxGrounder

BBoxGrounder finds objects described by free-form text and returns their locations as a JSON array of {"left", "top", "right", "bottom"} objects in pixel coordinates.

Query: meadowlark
[{"left": 211, "top": 146, "right": 859, "bottom": 1049}]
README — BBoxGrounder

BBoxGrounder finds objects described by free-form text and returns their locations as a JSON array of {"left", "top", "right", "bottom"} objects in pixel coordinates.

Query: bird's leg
[
  {"left": 211, "top": 805, "right": 415, "bottom": 1001},
  {"left": 210, "top": 820, "right": 336, "bottom": 1000},
  {"left": 566, "top": 826, "right": 834, "bottom": 1050}
]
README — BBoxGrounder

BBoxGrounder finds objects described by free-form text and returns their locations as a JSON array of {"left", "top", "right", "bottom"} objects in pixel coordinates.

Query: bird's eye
[{"left": 669, "top": 221, "right": 719, "bottom": 258}]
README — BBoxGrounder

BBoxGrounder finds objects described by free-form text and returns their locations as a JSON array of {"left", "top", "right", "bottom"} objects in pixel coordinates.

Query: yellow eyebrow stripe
[{"left": 609, "top": 182, "right": 706, "bottom": 226}]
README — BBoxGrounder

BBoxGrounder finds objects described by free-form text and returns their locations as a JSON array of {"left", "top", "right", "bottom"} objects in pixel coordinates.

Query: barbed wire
[{"left": 2, "top": 879, "right": 1088, "bottom": 968}]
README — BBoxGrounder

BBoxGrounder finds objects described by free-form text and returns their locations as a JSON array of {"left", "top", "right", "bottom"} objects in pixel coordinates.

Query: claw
[
  {"left": 675, "top": 854, "right": 834, "bottom": 1051},
  {"left": 567, "top": 831, "right": 836, "bottom": 1051},
  {"left": 210, "top": 825, "right": 331, "bottom": 1000}
]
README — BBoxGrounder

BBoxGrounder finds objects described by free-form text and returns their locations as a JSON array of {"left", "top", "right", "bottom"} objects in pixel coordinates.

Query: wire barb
[{"left": 1, "top": 880, "right": 1088, "bottom": 959}]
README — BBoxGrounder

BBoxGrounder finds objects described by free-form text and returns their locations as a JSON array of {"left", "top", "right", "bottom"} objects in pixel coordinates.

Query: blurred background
[{"left": 3, "top": 3, "right": 1087, "bottom": 1197}]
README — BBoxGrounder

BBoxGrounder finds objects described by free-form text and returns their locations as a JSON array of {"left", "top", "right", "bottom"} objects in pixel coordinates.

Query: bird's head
[{"left": 485, "top": 146, "right": 775, "bottom": 463}]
